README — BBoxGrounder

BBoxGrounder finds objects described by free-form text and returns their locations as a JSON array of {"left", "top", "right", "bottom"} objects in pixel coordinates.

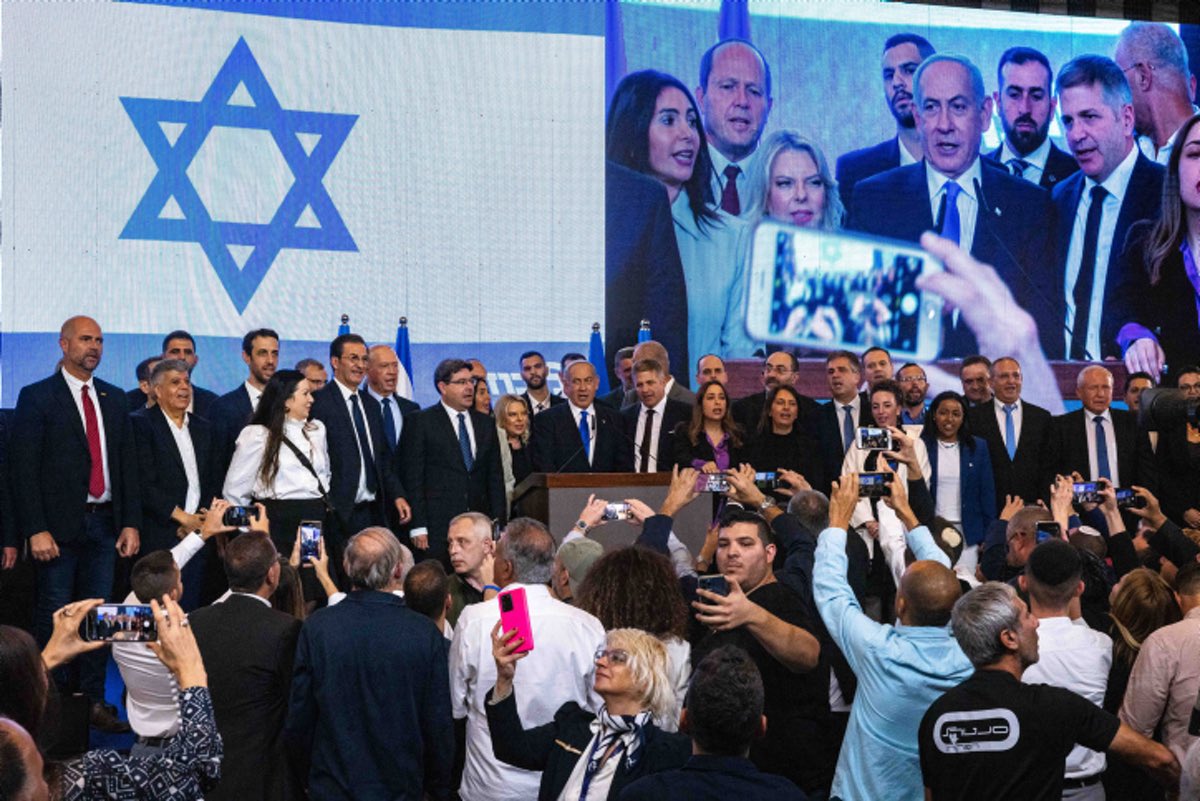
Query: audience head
[
  {"left": 923, "top": 391, "right": 971, "bottom": 445},
  {"left": 0, "top": 718, "right": 49, "bottom": 801},
  {"left": 271, "top": 558, "right": 305, "bottom": 619},
  {"left": 576, "top": 546, "right": 688, "bottom": 639},
  {"left": 1109, "top": 567, "right": 1182, "bottom": 668},
  {"left": 560, "top": 352, "right": 588, "bottom": 376},
  {"left": 614, "top": 346, "right": 636, "bottom": 391},
  {"left": 224, "top": 532, "right": 281, "bottom": 595},
  {"left": 716, "top": 507, "right": 775, "bottom": 593},
  {"left": 1176, "top": 562, "right": 1200, "bottom": 609},
  {"left": 240, "top": 328, "right": 280, "bottom": 387},
  {"left": 951, "top": 581, "right": 1039, "bottom": 669},
  {"left": 695, "top": 354, "right": 727, "bottom": 387},
  {"left": 365, "top": 345, "right": 401, "bottom": 396},
  {"left": 1122, "top": 371, "right": 1155, "bottom": 412},
  {"left": 896, "top": 362, "right": 929, "bottom": 409},
  {"left": 825, "top": 350, "right": 862, "bottom": 403},
  {"left": 786, "top": 490, "right": 830, "bottom": 535},
  {"left": 495, "top": 394, "right": 530, "bottom": 444},
  {"left": 991, "top": 357, "right": 1023, "bottom": 405},
  {"left": 994, "top": 47, "right": 1056, "bottom": 157},
  {"left": 131, "top": 550, "right": 182, "bottom": 604},
  {"left": 343, "top": 527, "right": 406, "bottom": 592},
  {"left": 404, "top": 560, "right": 451, "bottom": 626},
  {"left": 434, "top": 358, "right": 475, "bottom": 413},
  {"left": 162, "top": 330, "right": 199, "bottom": 370},
  {"left": 959, "top": 355, "right": 993, "bottom": 404},
  {"left": 563, "top": 360, "right": 599, "bottom": 409},
  {"left": 631, "top": 341, "right": 672, "bottom": 377},
  {"left": 761, "top": 350, "right": 798, "bottom": 392},
  {"left": 1175, "top": 366, "right": 1200, "bottom": 401},
  {"left": 633, "top": 358, "right": 667, "bottom": 409},
  {"left": 519, "top": 350, "right": 549, "bottom": 393},
  {"left": 495, "top": 518, "right": 556, "bottom": 587},
  {"left": 882, "top": 33, "right": 936, "bottom": 130},
  {"left": 473, "top": 376, "right": 492, "bottom": 415},
  {"left": 595, "top": 628, "right": 676, "bottom": 723},
  {"left": 683, "top": 645, "right": 765, "bottom": 756},
  {"left": 1021, "top": 539, "right": 1084, "bottom": 614},
  {"left": 913, "top": 54, "right": 992, "bottom": 179},
  {"left": 0, "top": 628, "right": 48, "bottom": 742},
  {"left": 553, "top": 538, "right": 604, "bottom": 603},
  {"left": 1005, "top": 507, "right": 1052, "bottom": 568},
  {"left": 868, "top": 379, "right": 903, "bottom": 428},
  {"left": 896, "top": 560, "right": 962, "bottom": 628},
  {"left": 755, "top": 130, "right": 843, "bottom": 230},
  {"left": 1076, "top": 365, "right": 1114, "bottom": 414},
  {"left": 447, "top": 512, "right": 495, "bottom": 580},
  {"left": 862, "top": 346, "right": 893, "bottom": 385},
  {"left": 59, "top": 315, "right": 104, "bottom": 379},
  {"left": 695, "top": 39, "right": 773, "bottom": 162},
  {"left": 329, "top": 333, "right": 368, "bottom": 391},
  {"left": 690, "top": 379, "right": 740, "bottom": 447},
  {"left": 295, "top": 357, "right": 327, "bottom": 391},
  {"left": 1115, "top": 22, "right": 1194, "bottom": 135},
  {"left": 761, "top": 384, "right": 802, "bottom": 435},
  {"left": 1056, "top": 54, "right": 1135, "bottom": 183},
  {"left": 150, "top": 358, "right": 192, "bottom": 415}
]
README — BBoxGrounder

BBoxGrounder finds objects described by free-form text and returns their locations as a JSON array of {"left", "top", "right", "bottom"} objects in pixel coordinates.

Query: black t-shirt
[{"left": 919, "top": 669, "right": 1121, "bottom": 801}]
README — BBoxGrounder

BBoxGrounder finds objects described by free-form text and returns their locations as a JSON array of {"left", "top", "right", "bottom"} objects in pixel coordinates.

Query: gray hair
[
  {"left": 914, "top": 53, "right": 987, "bottom": 109},
  {"left": 951, "top": 582, "right": 1021, "bottom": 667},
  {"left": 150, "top": 358, "right": 190, "bottom": 386},
  {"left": 449, "top": 511, "right": 494, "bottom": 542},
  {"left": 786, "top": 490, "right": 830, "bottom": 535},
  {"left": 343, "top": 527, "right": 403, "bottom": 590},
  {"left": 1118, "top": 22, "right": 1190, "bottom": 82},
  {"left": 502, "top": 517, "right": 556, "bottom": 584},
  {"left": 1076, "top": 364, "right": 1113, "bottom": 390}
]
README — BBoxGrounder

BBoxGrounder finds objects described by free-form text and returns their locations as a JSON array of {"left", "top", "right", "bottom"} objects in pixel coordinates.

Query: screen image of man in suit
[
  {"left": 967, "top": 357, "right": 1053, "bottom": 508},
  {"left": 11, "top": 316, "right": 141, "bottom": 715},
  {"left": 531, "top": 360, "right": 633, "bottom": 474},
  {"left": 987, "top": 47, "right": 1079, "bottom": 191},
  {"left": 209, "top": 328, "right": 279, "bottom": 475},
  {"left": 401, "top": 358, "right": 505, "bottom": 568}
]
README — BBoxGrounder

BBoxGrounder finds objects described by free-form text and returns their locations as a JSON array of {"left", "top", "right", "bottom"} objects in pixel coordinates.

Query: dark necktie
[
  {"left": 349, "top": 395, "right": 379, "bottom": 494},
  {"left": 578, "top": 410, "right": 591, "bottom": 465},
  {"left": 1094, "top": 415, "right": 1112, "bottom": 480},
  {"left": 842, "top": 405, "right": 855, "bottom": 451},
  {"left": 458, "top": 413, "right": 475, "bottom": 471},
  {"left": 639, "top": 408, "right": 656, "bottom": 472},
  {"left": 81, "top": 385, "right": 105, "bottom": 497},
  {"left": 1003, "top": 404, "right": 1017, "bottom": 461},
  {"left": 1008, "top": 158, "right": 1030, "bottom": 178},
  {"left": 381, "top": 397, "right": 397, "bottom": 448},
  {"left": 1071, "top": 185, "right": 1109, "bottom": 360},
  {"left": 720, "top": 164, "right": 741, "bottom": 215},
  {"left": 938, "top": 181, "right": 962, "bottom": 245}
]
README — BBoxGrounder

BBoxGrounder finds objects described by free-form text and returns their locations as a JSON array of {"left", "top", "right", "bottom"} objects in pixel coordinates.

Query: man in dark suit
[
  {"left": 362, "top": 344, "right": 420, "bottom": 459},
  {"left": 1049, "top": 365, "right": 1155, "bottom": 490},
  {"left": 605, "top": 160, "right": 689, "bottom": 389},
  {"left": 162, "top": 330, "right": 218, "bottom": 418},
  {"left": 125, "top": 355, "right": 160, "bottom": 411},
  {"left": 517, "top": 350, "right": 565, "bottom": 416},
  {"left": 191, "top": 530, "right": 301, "bottom": 801},
  {"left": 531, "top": 360, "right": 632, "bottom": 473},
  {"left": 1053, "top": 54, "right": 1166, "bottom": 362},
  {"left": 621, "top": 359, "right": 692, "bottom": 473},
  {"left": 836, "top": 33, "right": 935, "bottom": 208},
  {"left": 846, "top": 54, "right": 1059, "bottom": 358},
  {"left": 401, "top": 358, "right": 506, "bottom": 567},
  {"left": 817, "top": 351, "right": 875, "bottom": 486},
  {"left": 620, "top": 340, "right": 695, "bottom": 409},
  {"left": 986, "top": 47, "right": 1078, "bottom": 191},
  {"left": 733, "top": 351, "right": 820, "bottom": 435},
  {"left": 10, "top": 315, "right": 141, "bottom": 729},
  {"left": 967, "top": 357, "right": 1053, "bottom": 508},
  {"left": 285, "top": 528, "right": 454, "bottom": 800},
  {"left": 208, "top": 328, "right": 279, "bottom": 474},
  {"left": 310, "top": 334, "right": 411, "bottom": 555}
]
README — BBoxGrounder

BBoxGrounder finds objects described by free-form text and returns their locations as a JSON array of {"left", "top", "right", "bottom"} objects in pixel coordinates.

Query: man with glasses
[
  {"left": 732, "top": 351, "right": 819, "bottom": 434},
  {"left": 897, "top": 363, "right": 929, "bottom": 425},
  {"left": 1115, "top": 22, "right": 1198, "bottom": 166},
  {"left": 1153, "top": 366, "right": 1200, "bottom": 524}
]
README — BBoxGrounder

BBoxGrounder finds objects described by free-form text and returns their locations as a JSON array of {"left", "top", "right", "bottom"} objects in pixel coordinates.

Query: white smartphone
[{"left": 745, "top": 220, "right": 945, "bottom": 361}]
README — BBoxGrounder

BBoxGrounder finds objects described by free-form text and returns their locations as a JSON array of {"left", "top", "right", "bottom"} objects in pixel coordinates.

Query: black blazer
[
  {"left": 309, "top": 382, "right": 405, "bottom": 528},
  {"left": 190, "top": 594, "right": 302, "bottom": 801},
  {"left": 521, "top": 391, "right": 567, "bottom": 417},
  {"left": 0, "top": 411, "right": 16, "bottom": 551},
  {"left": 10, "top": 372, "right": 140, "bottom": 543},
  {"left": 816, "top": 396, "right": 874, "bottom": 492},
  {"left": 192, "top": 385, "right": 217, "bottom": 419},
  {"left": 836, "top": 136, "right": 903, "bottom": 216},
  {"left": 621, "top": 399, "right": 693, "bottom": 472},
  {"left": 847, "top": 159, "right": 1059, "bottom": 357},
  {"left": 485, "top": 692, "right": 690, "bottom": 801},
  {"left": 1049, "top": 408, "right": 1155, "bottom": 491},
  {"left": 529, "top": 403, "right": 633, "bottom": 473},
  {"left": 986, "top": 141, "right": 1079, "bottom": 191},
  {"left": 125, "top": 387, "right": 151, "bottom": 411},
  {"left": 671, "top": 423, "right": 746, "bottom": 470},
  {"left": 209, "top": 384, "right": 256, "bottom": 475},
  {"left": 130, "top": 408, "right": 219, "bottom": 552},
  {"left": 968, "top": 400, "right": 1054, "bottom": 507},
  {"left": 399, "top": 404, "right": 506, "bottom": 542},
  {"left": 1051, "top": 153, "right": 1164, "bottom": 359}
]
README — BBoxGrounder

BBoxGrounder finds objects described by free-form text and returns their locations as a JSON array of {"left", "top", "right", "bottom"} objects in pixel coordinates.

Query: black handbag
[{"left": 280, "top": 435, "right": 335, "bottom": 515}]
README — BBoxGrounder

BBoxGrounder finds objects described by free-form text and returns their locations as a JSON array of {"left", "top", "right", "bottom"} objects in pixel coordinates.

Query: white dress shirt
[
  {"left": 1022, "top": 616, "right": 1113, "bottom": 778},
  {"left": 1083, "top": 408, "right": 1121, "bottom": 486},
  {"left": 1063, "top": 144, "right": 1140, "bottom": 359},
  {"left": 442, "top": 400, "right": 477, "bottom": 458},
  {"left": 993, "top": 397, "right": 1024, "bottom": 455},
  {"left": 925, "top": 158, "right": 983, "bottom": 254},
  {"left": 998, "top": 137, "right": 1051, "bottom": 186},
  {"left": 633, "top": 394, "right": 669, "bottom": 473},
  {"left": 450, "top": 583, "right": 605, "bottom": 801},
  {"left": 1137, "top": 107, "right": 1199, "bottom": 165},
  {"left": 223, "top": 419, "right": 331, "bottom": 504},
  {"left": 334, "top": 379, "right": 377, "bottom": 503},
  {"left": 366, "top": 386, "right": 404, "bottom": 446},
  {"left": 244, "top": 380, "right": 263, "bottom": 413},
  {"left": 61, "top": 367, "right": 111, "bottom": 502},
  {"left": 568, "top": 402, "right": 597, "bottom": 465},
  {"left": 707, "top": 142, "right": 758, "bottom": 219},
  {"left": 162, "top": 408, "right": 201, "bottom": 514},
  {"left": 935, "top": 440, "right": 962, "bottom": 524}
]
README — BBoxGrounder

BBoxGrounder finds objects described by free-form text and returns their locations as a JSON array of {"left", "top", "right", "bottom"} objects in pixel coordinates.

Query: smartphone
[
  {"left": 84, "top": 604, "right": 157, "bottom": 642},
  {"left": 222, "top": 505, "right": 259, "bottom": 527},
  {"left": 694, "top": 473, "right": 730, "bottom": 493},
  {"left": 602, "top": 502, "right": 632, "bottom": 521},
  {"left": 1115, "top": 488, "right": 1148, "bottom": 510},
  {"left": 1035, "top": 521, "right": 1062, "bottom": 543},
  {"left": 697, "top": 574, "right": 731, "bottom": 597},
  {"left": 859, "top": 472, "right": 891, "bottom": 498},
  {"left": 1072, "top": 482, "right": 1102, "bottom": 504},
  {"left": 754, "top": 471, "right": 779, "bottom": 491},
  {"left": 857, "top": 427, "right": 893, "bottom": 451},
  {"left": 745, "top": 221, "right": 944, "bottom": 361},
  {"left": 299, "top": 521, "right": 322, "bottom": 561},
  {"left": 498, "top": 587, "right": 534, "bottom": 654}
]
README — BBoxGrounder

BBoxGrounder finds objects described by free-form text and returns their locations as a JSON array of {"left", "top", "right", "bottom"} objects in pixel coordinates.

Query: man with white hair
[
  {"left": 1049, "top": 365, "right": 1152, "bottom": 488},
  {"left": 1115, "top": 22, "right": 1199, "bottom": 166}
]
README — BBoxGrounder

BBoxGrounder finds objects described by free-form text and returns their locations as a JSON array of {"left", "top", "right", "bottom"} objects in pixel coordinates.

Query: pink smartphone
[{"left": 498, "top": 587, "right": 534, "bottom": 654}]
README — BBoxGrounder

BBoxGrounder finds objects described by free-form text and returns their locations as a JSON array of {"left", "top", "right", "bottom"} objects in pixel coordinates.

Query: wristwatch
[
  {"left": 757, "top": 496, "right": 776, "bottom": 513},
  {"left": 574, "top": 519, "right": 589, "bottom": 533}
]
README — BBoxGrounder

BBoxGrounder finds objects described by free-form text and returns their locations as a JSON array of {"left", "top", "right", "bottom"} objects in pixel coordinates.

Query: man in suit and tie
[
  {"left": 1117, "top": 22, "right": 1198, "bottom": 166},
  {"left": 162, "top": 330, "right": 218, "bottom": 418},
  {"left": 311, "top": 334, "right": 411, "bottom": 559},
  {"left": 732, "top": 351, "right": 819, "bottom": 434},
  {"left": 1050, "top": 365, "right": 1154, "bottom": 490},
  {"left": 1054, "top": 54, "right": 1166, "bottom": 362},
  {"left": 621, "top": 340, "right": 696, "bottom": 408},
  {"left": 208, "top": 328, "right": 279, "bottom": 473},
  {"left": 11, "top": 315, "right": 141, "bottom": 731},
  {"left": 518, "top": 350, "right": 565, "bottom": 416},
  {"left": 401, "top": 358, "right": 506, "bottom": 567},
  {"left": 191, "top": 530, "right": 301, "bottom": 801},
  {"left": 363, "top": 344, "right": 420, "bottom": 459},
  {"left": 837, "top": 33, "right": 935, "bottom": 207},
  {"left": 847, "top": 54, "right": 1059, "bottom": 358},
  {"left": 622, "top": 359, "right": 692, "bottom": 473},
  {"left": 967, "top": 356, "right": 1053, "bottom": 508},
  {"left": 817, "top": 351, "right": 875, "bottom": 496},
  {"left": 987, "top": 47, "right": 1079, "bottom": 190},
  {"left": 531, "top": 360, "right": 632, "bottom": 473}
]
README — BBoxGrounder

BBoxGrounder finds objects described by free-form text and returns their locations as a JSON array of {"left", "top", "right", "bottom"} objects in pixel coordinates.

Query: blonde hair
[
  {"left": 1109, "top": 568, "right": 1181, "bottom": 668},
  {"left": 606, "top": 628, "right": 675, "bottom": 723}
]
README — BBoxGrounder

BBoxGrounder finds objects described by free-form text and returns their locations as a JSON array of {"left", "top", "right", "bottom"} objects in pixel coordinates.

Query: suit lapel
[
  {"left": 150, "top": 407, "right": 187, "bottom": 476},
  {"left": 437, "top": 407, "right": 470, "bottom": 472},
  {"left": 52, "top": 373, "right": 89, "bottom": 449}
]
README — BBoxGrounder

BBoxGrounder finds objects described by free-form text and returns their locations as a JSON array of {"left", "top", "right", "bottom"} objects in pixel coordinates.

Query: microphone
[{"left": 552, "top": 407, "right": 605, "bottom": 474}]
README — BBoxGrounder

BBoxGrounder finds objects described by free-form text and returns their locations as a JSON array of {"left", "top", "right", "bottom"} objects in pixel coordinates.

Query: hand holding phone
[
  {"left": 858, "top": 472, "right": 892, "bottom": 498},
  {"left": 697, "top": 574, "right": 731, "bottom": 597},
  {"left": 222, "top": 505, "right": 260, "bottom": 528},
  {"left": 1072, "top": 482, "right": 1102, "bottom": 505},
  {"left": 299, "top": 521, "right": 322, "bottom": 562},
  {"left": 84, "top": 604, "right": 158, "bottom": 642},
  {"left": 498, "top": 587, "right": 533, "bottom": 654},
  {"left": 858, "top": 427, "right": 893, "bottom": 451},
  {"left": 694, "top": 473, "right": 730, "bottom": 493},
  {"left": 601, "top": 502, "right": 633, "bottom": 521}
]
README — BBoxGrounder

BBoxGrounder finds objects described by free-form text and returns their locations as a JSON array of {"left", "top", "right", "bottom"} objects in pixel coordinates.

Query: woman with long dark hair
[
  {"left": 671, "top": 379, "right": 743, "bottom": 471},
  {"left": 742, "top": 384, "right": 826, "bottom": 494}
]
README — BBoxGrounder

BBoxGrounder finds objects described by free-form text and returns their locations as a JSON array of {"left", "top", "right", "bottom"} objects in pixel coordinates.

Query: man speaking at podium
[{"left": 530, "top": 360, "right": 632, "bottom": 473}]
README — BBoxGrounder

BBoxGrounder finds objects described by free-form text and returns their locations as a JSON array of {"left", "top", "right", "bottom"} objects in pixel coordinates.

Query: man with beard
[
  {"left": 987, "top": 47, "right": 1079, "bottom": 190},
  {"left": 732, "top": 351, "right": 820, "bottom": 435},
  {"left": 837, "top": 33, "right": 935, "bottom": 208},
  {"left": 897, "top": 363, "right": 930, "bottom": 425},
  {"left": 518, "top": 350, "right": 564, "bottom": 416}
]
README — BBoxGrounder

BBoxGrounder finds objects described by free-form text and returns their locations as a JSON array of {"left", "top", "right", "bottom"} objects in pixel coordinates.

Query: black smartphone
[
  {"left": 84, "top": 604, "right": 157, "bottom": 642},
  {"left": 299, "top": 521, "right": 322, "bottom": 561},
  {"left": 754, "top": 471, "right": 779, "bottom": 491},
  {"left": 1072, "top": 482, "right": 1102, "bottom": 504},
  {"left": 697, "top": 574, "right": 730, "bottom": 597},
  {"left": 222, "top": 505, "right": 259, "bottom": 527},
  {"left": 602, "top": 502, "right": 632, "bottom": 521},
  {"left": 1114, "top": 489, "right": 1148, "bottom": 510},
  {"left": 1035, "top": 521, "right": 1062, "bottom": 543},
  {"left": 859, "top": 472, "right": 891, "bottom": 498},
  {"left": 858, "top": 427, "right": 893, "bottom": 451}
]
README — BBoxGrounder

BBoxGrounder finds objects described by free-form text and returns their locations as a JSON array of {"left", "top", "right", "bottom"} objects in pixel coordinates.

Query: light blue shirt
[{"left": 814, "top": 525, "right": 973, "bottom": 801}]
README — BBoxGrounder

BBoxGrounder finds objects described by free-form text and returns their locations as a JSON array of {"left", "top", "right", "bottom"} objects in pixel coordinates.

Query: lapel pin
[{"left": 994, "top": 207, "right": 1002, "bottom": 217}]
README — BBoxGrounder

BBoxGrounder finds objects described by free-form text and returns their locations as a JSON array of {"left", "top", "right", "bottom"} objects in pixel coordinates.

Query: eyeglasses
[
  {"left": 446, "top": 378, "right": 473, "bottom": 386},
  {"left": 594, "top": 648, "right": 630, "bottom": 665},
  {"left": 897, "top": 375, "right": 927, "bottom": 384}
]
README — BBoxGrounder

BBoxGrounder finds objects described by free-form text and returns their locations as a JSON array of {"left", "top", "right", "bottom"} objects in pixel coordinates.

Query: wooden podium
[{"left": 512, "top": 472, "right": 713, "bottom": 555}]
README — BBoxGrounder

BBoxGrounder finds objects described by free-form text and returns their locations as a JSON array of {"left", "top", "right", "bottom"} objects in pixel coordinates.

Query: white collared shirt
[
  {"left": 568, "top": 402, "right": 597, "bottom": 464},
  {"left": 366, "top": 385, "right": 404, "bottom": 446},
  {"left": 707, "top": 142, "right": 758, "bottom": 218},
  {"left": 1063, "top": 144, "right": 1140, "bottom": 359},
  {"left": 335, "top": 379, "right": 376, "bottom": 503},
  {"left": 451, "top": 583, "right": 605, "bottom": 801},
  {"left": 999, "top": 136, "right": 1051, "bottom": 185},
  {"left": 441, "top": 400, "right": 477, "bottom": 459},
  {"left": 899, "top": 136, "right": 920, "bottom": 166},
  {"left": 244, "top": 380, "right": 263, "bottom": 413},
  {"left": 161, "top": 408, "right": 201, "bottom": 515},
  {"left": 935, "top": 440, "right": 962, "bottom": 523},
  {"left": 61, "top": 367, "right": 111, "bottom": 502},
  {"left": 925, "top": 158, "right": 983, "bottom": 254},
  {"left": 835, "top": 395, "right": 862, "bottom": 453},
  {"left": 223, "top": 419, "right": 331, "bottom": 505},
  {"left": 1137, "top": 106, "right": 1200, "bottom": 165},
  {"left": 1083, "top": 408, "right": 1121, "bottom": 485},
  {"left": 993, "top": 397, "right": 1024, "bottom": 455},
  {"left": 634, "top": 394, "right": 669, "bottom": 473}
]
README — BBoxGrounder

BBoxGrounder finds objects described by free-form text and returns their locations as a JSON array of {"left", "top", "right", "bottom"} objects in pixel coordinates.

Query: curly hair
[{"left": 576, "top": 547, "right": 688, "bottom": 639}]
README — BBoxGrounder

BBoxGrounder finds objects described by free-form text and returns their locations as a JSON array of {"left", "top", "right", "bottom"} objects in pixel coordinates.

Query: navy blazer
[
  {"left": 619, "top": 754, "right": 809, "bottom": 801},
  {"left": 847, "top": 158, "right": 1059, "bottom": 358},
  {"left": 209, "top": 383, "right": 256, "bottom": 476},
  {"left": 922, "top": 434, "right": 997, "bottom": 546},
  {"left": 1048, "top": 408, "right": 1156, "bottom": 492},
  {"left": 816, "top": 395, "right": 874, "bottom": 490},
  {"left": 10, "top": 372, "right": 141, "bottom": 542},
  {"left": 284, "top": 591, "right": 453, "bottom": 801},
  {"left": 529, "top": 402, "right": 633, "bottom": 474},
  {"left": 621, "top": 398, "right": 693, "bottom": 472},
  {"left": 836, "top": 136, "right": 903, "bottom": 215},
  {"left": 359, "top": 390, "right": 419, "bottom": 459},
  {"left": 986, "top": 141, "right": 1079, "bottom": 191},
  {"left": 0, "top": 411, "right": 15, "bottom": 550},
  {"left": 967, "top": 400, "right": 1054, "bottom": 508},
  {"left": 130, "top": 408, "right": 219, "bottom": 552},
  {"left": 1051, "top": 152, "right": 1164, "bottom": 359}
]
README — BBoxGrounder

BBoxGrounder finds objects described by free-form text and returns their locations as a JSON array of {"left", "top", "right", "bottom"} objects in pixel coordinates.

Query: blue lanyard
[{"left": 578, "top": 733, "right": 625, "bottom": 801}]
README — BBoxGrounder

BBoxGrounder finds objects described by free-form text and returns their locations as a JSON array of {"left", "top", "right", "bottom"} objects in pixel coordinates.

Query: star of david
[{"left": 120, "top": 37, "right": 358, "bottom": 312}]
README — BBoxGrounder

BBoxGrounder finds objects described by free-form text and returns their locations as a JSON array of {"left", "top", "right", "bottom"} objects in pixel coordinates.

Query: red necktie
[
  {"left": 81, "top": 385, "right": 105, "bottom": 498},
  {"left": 720, "top": 164, "right": 741, "bottom": 215}
]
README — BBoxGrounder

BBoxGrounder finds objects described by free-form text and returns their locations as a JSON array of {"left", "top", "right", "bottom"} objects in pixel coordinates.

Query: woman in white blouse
[{"left": 223, "top": 369, "right": 331, "bottom": 558}]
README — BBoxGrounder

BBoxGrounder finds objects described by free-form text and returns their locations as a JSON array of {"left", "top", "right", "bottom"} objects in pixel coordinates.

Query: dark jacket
[
  {"left": 621, "top": 399, "right": 693, "bottom": 472},
  {"left": 836, "top": 136, "right": 903, "bottom": 215},
  {"left": 208, "top": 383, "right": 256, "bottom": 475},
  {"left": 530, "top": 402, "right": 633, "bottom": 474},
  {"left": 670, "top": 424, "right": 746, "bottom": 470},
  {"left": 130, "top": 408, "right": 219, "bottom": 551},
  {"left": 618, "top": 754, "right": 808, "bottom": 801},
  {"left": 967, "top": 399, "right": 1054, "bottom": 507},
  {"left": 1048, "top": 408, "right": 1155, "bottom": 492},
  {"left": 985, "top": 141, "right": 1079, "bottom": 191}
]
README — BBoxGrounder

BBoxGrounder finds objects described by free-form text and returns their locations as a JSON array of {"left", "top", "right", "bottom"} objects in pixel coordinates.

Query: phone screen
[
  {"left": 300, "top": 521, "right": 322, "bottom": 561},
  {"left": 1035, "top": 521, "right": 1062, "bottom": 543},
  {"left": 694, "top": 473, "right": 730, "bottom": 493},
  {"left": 86, "top": 604, "right": 157, "bottom": 642}
]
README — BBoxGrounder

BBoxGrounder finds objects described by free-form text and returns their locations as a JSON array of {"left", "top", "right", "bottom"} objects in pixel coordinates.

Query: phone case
[{"left": 498, "top": 587, "right": 534, "bottom": 654}]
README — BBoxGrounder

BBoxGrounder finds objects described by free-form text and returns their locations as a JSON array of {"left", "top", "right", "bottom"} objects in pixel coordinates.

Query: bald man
[
  {"left": 814, "top": 471, "right": 972, "bottom": 801},
  {"left": 362, "top": 344, "right": 420, "bottom": 458},
  {"left": 620, "top": 340, "right": 696, "bottom": 409},
  {"left": 11, "top": 315, "right": 142, "bottom": 732},
  {"left": 1116, "top": 22, "right": 1199, "bottom": 166}
]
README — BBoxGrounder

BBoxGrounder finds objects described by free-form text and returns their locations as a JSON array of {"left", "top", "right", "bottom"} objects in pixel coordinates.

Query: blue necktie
[
  {"left": 381, "top": 397, "right": 398, "bottom": 449},
  {"left": 349, "top": 395, "right": 379, "bottom": 494},
  {"left": 458, "top": 412, "right": 474, "bottom": 471},
  {"left": 940, "top": 180, "right": 962, "bottom": 245},
  {"left": 578, "top": 410, "right": 591, "bottom": 464},
  {"left": 1094, "top": 415, "right": 1111, "bottom": 480},
  {"left": 842, "top": 405, "right": 855, "bottom": 451},
  {"left": 1003, "top": 404, "right": 1017, "bottom": 461}
]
